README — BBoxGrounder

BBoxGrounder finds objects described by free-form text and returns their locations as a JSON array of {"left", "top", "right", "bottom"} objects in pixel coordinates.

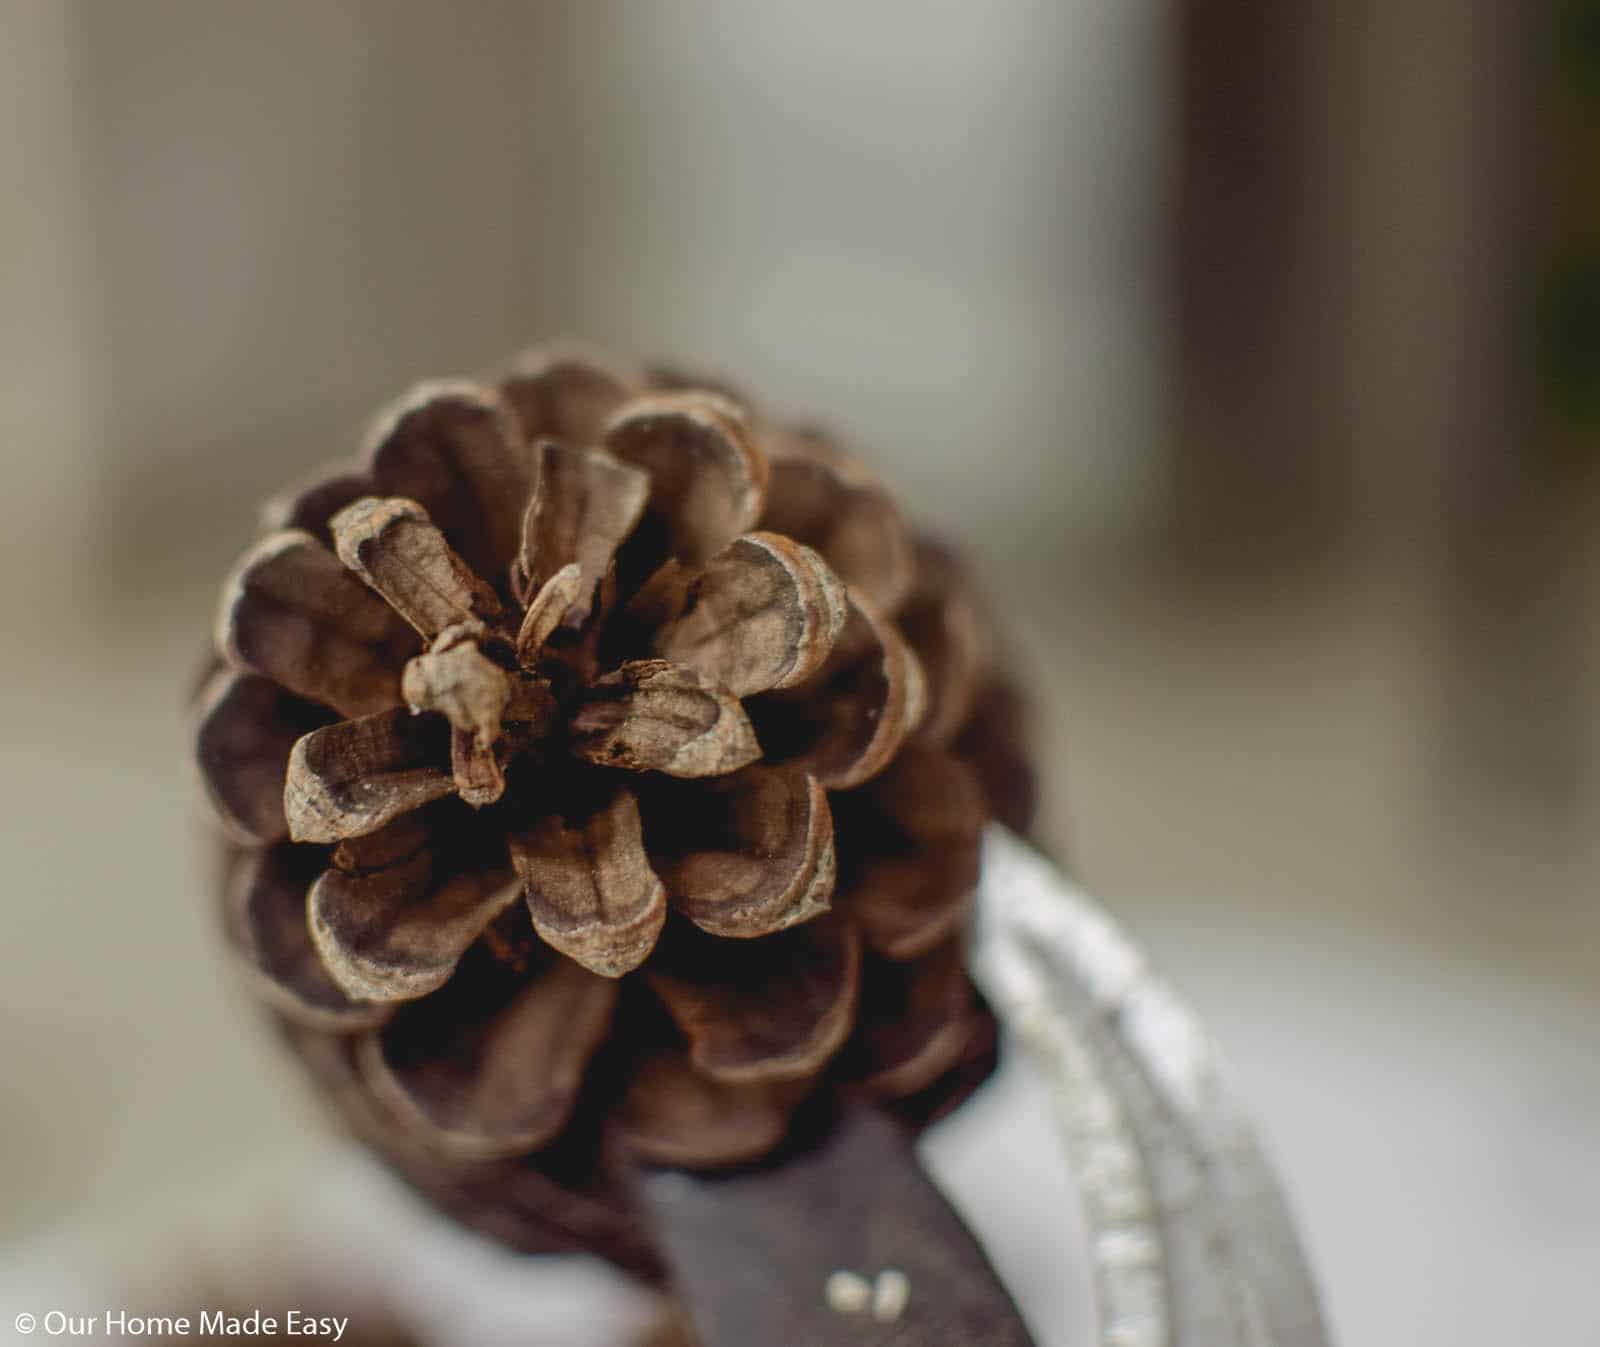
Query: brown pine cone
[{"left": 194, "top": 342, "right": 1035, "bottom": 1277}]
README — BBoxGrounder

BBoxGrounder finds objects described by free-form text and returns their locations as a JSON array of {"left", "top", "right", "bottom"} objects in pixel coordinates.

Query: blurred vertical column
[
  {"left": 1431, "top": 0, "right": 1584, "bottom": 826},
  {"left": 1175, "top": 0, "right": 1588, "bottom": 848},
  {"left": 0, "top": 0, "right": 98, "bottom": 624},
  {"left": 1546, "top": 2, "right": 1600, "bottom": 866},
  {"left": 1173, "top": 0, "right": 1344, "bottom": 568},
  {"left": 1174, "top": 0, "right": 1539, "bottom": 571}
]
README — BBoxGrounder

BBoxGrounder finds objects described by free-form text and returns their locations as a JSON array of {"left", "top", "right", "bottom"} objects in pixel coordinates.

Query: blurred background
[{"left": 1, "top": 0, "right": 1596, "bottom": 1343}]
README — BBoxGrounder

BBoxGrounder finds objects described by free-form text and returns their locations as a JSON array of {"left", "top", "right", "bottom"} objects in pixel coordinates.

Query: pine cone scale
[
  {"left": 515, "top": 440, "right": 650, "bottom": 622},
  {"left": 746, "top": 591, "right": 927, "bottom": 791},
  {"left": 647, "top": 765, "right": 835, "bottom": 939},
  {"left": 364, "top": 381, "right": 532, "bottom": 583},
  {"left": 196, "top": 670, "right": 333, "bottom": 844},
  {"left": 217, "top": 531, "right": 418, "bottom": 719},
  {"left": 227, "top": 846, "right": 391, "bottom": 1032},
  {"left": 499, "top": 342, "right": 639, "bottom": 449},
  {"left": 602, "top": 393, "right": 770, "bottom": 567},
  {"left": 308, "top": 845, "right": 522, "bottom": 1004},
  {"left": 835, "top": 743, "right": 986, "bottom": 962},
  {"left": 331, "top": 496, "right": 509, "bottom": 642},
  {"left": 759, "top": 448, "right": 919, "bottom": 615},
  {"left": 508, "top": 783, "right": 668, "bottom": 979},
  {"left": 615, "top": 1052, "right": 801, "bottom": 1171},
  {"left": 284, "top": 710, "right": 454, "bottom": 844},
  {"left": 358, "top": 944, "right": 616, "bottom": 1161},
  {"left": 647, "top": 911, "right": 862, "bottom": 1086},
  {"left": 568, "top": 659, "right": 761, "bottom": 778},
  {"left": 652, "top": 531, "right": 849, "bottom": 697}
]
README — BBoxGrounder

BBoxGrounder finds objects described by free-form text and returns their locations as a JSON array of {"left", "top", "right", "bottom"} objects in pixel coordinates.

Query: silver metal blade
[{"left": 971, "top": 827, "right": 1331, "bottom": 1347}]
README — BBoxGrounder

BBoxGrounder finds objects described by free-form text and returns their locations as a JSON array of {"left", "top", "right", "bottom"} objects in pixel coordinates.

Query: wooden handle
[{"left": 633, "top": 1099, "right": 1037, "bottom": 1347}]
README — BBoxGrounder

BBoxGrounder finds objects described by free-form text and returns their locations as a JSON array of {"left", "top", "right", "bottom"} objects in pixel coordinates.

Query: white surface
[{"left": 0, "top": 1034, "right": 1094, "bottom": 1347}]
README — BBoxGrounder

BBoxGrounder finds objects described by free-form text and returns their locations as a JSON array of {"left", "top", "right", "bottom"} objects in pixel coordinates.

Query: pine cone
[{"left": 195, "top": 342, "right": 1036, "bottom": 1276}]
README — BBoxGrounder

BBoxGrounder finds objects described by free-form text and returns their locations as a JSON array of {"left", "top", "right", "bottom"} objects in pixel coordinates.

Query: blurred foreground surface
[{"left": 2, "top": 536, "right": 1594, "bottom": 1347}]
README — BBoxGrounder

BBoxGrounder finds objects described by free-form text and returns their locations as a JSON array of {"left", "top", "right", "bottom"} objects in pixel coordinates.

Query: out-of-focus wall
[
  {"left": 1176, "top": 0, "right": 1598, "bottom": 831},
  {"left": 0, "top": 2, "right": 96, "bottom": 613},
  {"left": 67, "top": 0, "right": 1165, "bottom": 591}
]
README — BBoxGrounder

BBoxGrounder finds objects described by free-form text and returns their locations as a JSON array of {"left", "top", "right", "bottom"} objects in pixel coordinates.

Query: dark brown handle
[{"left": 633, "top": 1100, "right": 1038, "bottom": 1347}]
